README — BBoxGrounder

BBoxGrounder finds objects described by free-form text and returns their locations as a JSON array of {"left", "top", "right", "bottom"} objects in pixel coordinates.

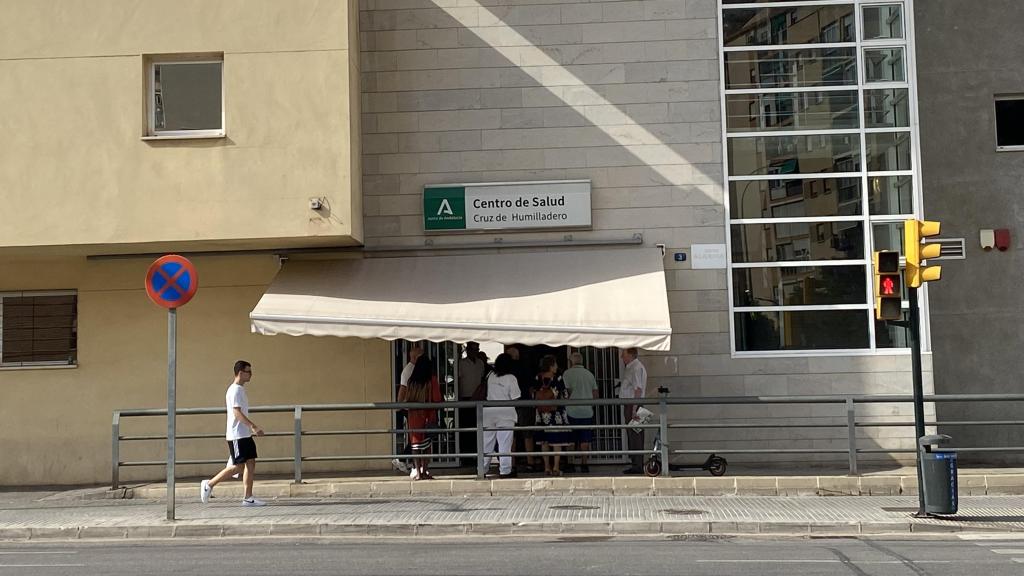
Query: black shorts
[{"left": 227, "top": 437, "right": 258, "bottom": 465}]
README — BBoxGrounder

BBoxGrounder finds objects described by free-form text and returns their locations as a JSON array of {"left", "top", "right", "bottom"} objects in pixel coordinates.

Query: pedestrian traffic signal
[
  {"left": 904, "top": 220, "right": 942, "bottom": 288},
  {"left": 873, "top": 250, "right": 903, "bottom": 321}
]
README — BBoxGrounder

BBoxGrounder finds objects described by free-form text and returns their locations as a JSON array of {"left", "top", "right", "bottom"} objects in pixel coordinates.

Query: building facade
[
  {"left": 7, "top": 0, "right": 1004, "bottom": 486},
  {"left": 915, "top": 0, "right": 1024, "bottom": 462}
]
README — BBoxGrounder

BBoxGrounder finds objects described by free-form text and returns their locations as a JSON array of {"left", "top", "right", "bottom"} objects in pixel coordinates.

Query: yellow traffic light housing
[
  {"left": 904, "top": 220, "right": 942, "bottom": 288},
  {"left": 873, "top": 250, "right": 903, "bottom": 320}
]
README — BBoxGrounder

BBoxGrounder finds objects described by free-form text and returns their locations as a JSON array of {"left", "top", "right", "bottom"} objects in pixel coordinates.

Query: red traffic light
[{"left": 880, "top": 274, "right": 900, "bottom": 296}]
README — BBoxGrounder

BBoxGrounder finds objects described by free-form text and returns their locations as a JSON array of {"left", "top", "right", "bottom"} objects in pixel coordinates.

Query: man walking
[
  {"left": 619, "top": 348, "right": 648, "bottom": 475},
  {"left": 200, "top": 360, "right": 266, "bottom": 506},
  {"left": 563, "top": 352, "right": 598, "bottom": 473}
]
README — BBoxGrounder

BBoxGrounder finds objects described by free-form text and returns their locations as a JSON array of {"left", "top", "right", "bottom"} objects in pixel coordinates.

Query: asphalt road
[{"left": 0, "top": 536, "right": 1022, "bottom": 575}]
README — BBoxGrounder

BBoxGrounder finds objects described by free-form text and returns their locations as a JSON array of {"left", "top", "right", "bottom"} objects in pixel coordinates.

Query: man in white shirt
[
  {"left": 199, "top": 360, "right": 266, "bottom": 506},
  {"left": 619, "top": 348, "right": 648, "bottom": 474}
]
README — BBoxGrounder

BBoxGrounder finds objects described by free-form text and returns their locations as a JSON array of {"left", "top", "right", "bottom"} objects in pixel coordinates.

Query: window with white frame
[
  {"left": 148, "top": 57, "right": 224, "bottom": 137},
  {"left": 721, "top": 1, "right": 919, "bottom": 353},
  {"left": 0, "top": 292, "right": 77, "bottom": 367},
  {"left": 995, "top": 95, "right": 1024, "bottom": 150}
]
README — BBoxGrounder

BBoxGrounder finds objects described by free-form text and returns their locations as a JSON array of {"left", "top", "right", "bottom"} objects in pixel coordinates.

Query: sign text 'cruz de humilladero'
[{"left": 423, "top": 180, "right": 591, "bottom": 232}]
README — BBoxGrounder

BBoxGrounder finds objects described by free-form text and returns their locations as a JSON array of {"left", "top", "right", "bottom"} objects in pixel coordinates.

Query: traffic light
[
  {"left": 904, "top": 220, "right": 942, "bottom": 288},
  {"left": 873, "top": 250, "right": 903, "bottom": 320}
]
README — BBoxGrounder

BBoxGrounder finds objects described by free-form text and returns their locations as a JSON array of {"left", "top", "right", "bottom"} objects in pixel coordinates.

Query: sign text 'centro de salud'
[{"left": 423, "top": 180, "right": 591, "bottom": 232}]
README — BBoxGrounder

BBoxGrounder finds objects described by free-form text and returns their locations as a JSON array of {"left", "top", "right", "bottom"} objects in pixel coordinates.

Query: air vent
[{"left": 927, "top": 238, "right": 966, "bottom": 260}]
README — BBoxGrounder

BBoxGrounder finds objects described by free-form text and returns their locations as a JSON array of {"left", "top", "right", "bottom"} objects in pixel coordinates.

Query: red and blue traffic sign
[{"left": 145, "top": 255, "right": 198, "bottom": 309}]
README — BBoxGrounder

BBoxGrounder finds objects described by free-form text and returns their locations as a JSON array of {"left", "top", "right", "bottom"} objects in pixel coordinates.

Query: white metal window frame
[
  {"left": 719, "top": 0, "right": 929, "bottom": 358},
  {"left": 146, "top": 57, "right": 225, "bottom": 139},
  {"left": 0, "top": 290, "right": 78, "bottom": 369},
  {"left": 994, "top": 94, "right": 1024, "bottom": 152}
]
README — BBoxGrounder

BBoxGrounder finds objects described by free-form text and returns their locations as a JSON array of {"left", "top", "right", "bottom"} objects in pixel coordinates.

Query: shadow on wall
[{"left": 356, "top": 0, "right": 909, "bottom": 468}]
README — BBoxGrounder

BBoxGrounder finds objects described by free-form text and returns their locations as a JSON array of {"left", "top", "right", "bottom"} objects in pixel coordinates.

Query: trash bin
[{"left": 918, "top": 434, "right": 957, "bottom": 515}]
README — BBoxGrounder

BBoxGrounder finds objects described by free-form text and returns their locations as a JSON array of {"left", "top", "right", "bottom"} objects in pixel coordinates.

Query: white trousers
[{"left": 482, "top": 428, "right": 514, "bottom": 475}]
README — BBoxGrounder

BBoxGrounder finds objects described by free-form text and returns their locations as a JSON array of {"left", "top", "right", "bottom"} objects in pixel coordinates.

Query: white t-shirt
[
  {"left": 482, "top": 373, "right": 521, "bottom": 425},
  {"left": 225, "top": 383, "right": 251, "bottom": 440}
]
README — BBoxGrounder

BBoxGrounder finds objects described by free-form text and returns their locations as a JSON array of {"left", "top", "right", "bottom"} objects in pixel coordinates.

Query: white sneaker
[
  {"left": 392, "top": 458, "right": 408, "bottom": 473},
  {"left": 241, "top": 497, "right": 266, "bottom": 507},
  {"left": 409, "top": 468, "right": 419, "bottom": 480},
  {"left": 200, "top": 480, "right": 212, "bottom": 504}
]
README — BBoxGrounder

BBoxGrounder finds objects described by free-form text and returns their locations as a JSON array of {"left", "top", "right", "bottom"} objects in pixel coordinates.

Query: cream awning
[{"left": 250, "top": 248, "right": 672, "bottom": 351}]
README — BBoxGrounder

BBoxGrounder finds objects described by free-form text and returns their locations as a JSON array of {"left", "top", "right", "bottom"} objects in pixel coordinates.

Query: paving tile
[
  {"left": 736, "top": 477, "right": 778, "bottom": 496},
  {"left": 860, "top": 476, "right": 901, "bottom": 496},
  {"left": 653, "top": 477, "right": 695, "bottom": 496},
  {"left": 571, "top": 477, "right": 614, "bottom": 495},
  {"left": 818, "top": 477, "right": 861, "bottom": 496},
  {"left": 694, "top": 477, "right": 735, "bottom": 496},
  {"left": 613, "top": 477, "right": 655, "bottom": 495}
]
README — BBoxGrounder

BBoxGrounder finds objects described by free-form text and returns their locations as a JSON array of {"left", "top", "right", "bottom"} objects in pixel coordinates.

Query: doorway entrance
[{"left": 392, "top": 340, "right": 625, "bottom": 468}]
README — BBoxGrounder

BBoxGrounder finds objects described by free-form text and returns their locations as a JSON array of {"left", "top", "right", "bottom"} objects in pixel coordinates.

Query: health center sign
[{"left": 424, "top": 180, "right": 591, "bottom": 232}]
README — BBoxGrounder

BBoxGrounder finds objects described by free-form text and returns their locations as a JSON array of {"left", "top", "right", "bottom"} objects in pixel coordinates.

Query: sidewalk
[
  {"left": 2, "top": 465, "right": 1024, "bottom": 541},
  {"left": 2, "top": 492, "right": 1024, "bottom": 540}
]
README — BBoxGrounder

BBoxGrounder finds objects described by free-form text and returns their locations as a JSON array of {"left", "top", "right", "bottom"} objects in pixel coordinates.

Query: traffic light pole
[{"left": 908, "top": 286, "right": 927, "bottom": 517}]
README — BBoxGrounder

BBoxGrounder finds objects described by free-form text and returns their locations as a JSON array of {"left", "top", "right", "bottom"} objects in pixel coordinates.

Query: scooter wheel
[
  {"left": 644, "top": 459, "right": 662, "bottom": 477},
  {"left": 708, "top": 456, "right": 727, "bottom": 477}
]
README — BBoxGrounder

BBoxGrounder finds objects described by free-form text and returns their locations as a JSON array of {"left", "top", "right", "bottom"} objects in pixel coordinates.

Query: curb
[
  {"left": 1, "top": 520, "right": 1018, "bottom": 542},
  {"left": 125, "top": 474, "right": 1024, "bottom": 500}
]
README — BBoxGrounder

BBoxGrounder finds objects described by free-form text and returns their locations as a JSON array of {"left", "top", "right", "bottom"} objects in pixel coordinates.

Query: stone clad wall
[{"left": 359, "top": 0, "right": 924, "bottom": 465}]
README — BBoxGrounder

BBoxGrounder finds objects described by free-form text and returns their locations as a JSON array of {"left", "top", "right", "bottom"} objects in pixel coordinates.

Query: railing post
[
  {"left": 659, "top": 391, "right": 670, "bottom": 476},
  {"left": 476, "top": 401, "right": 486, "bottom": 479},
  {"left": 111, "top": 411, "right": 120, "bottom": 490},
  {"left": 847, "top": 398, "right": 858, "bottom": 476},
  {"left": 293, "top": 406, "right": 303, "bottom": 484}
]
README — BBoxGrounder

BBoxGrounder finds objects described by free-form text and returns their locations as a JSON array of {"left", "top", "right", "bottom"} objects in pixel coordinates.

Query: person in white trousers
[{"left": 482, "top": 353, "right": 521, "bottom": 478}]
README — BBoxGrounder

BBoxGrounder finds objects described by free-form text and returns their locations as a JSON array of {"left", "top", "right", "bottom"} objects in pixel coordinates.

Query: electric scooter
[
  {"left": 640, "top": 387, "right": 728, "bottom": 477},
  {"left": 644, "top": 430, "right": 727, "bottom": 477}
]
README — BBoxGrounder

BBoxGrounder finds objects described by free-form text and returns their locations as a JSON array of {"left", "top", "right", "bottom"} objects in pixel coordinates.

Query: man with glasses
[{"left": 200, "top": 360, "right": 266, "bottom": 506}]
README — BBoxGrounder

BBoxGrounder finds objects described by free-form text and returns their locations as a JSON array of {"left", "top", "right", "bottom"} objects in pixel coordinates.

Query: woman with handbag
[
  {"left": 534, "top": 355, "right": 571, "bottom": 476},
  {"left": 399, "top": 356, "right": 442, "bottom": 480}
]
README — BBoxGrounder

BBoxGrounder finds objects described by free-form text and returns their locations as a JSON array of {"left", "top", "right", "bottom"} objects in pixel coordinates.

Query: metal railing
[{"left": 111, "top": 393, "right": 1024, "bottom": 489}]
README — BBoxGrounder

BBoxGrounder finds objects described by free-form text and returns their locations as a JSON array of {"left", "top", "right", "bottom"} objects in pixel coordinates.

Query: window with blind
[{"left": 0, "top": 292, "right": 78, "bottom": 367}]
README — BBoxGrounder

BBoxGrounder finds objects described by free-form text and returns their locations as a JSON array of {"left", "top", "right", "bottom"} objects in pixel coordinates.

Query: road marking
[
  {"left": 694, "top": 560, "right": 950, "bottom": 564},
  {"left": 0, "top": 561, "right": 84, "bottom": 565},
  {"left": 988, "top": 547, "right": 1024, "bottom": 553},
  {"left": 0, "top": 552, "right": 76, "bottom": 555},
  {"left": 960, "top": 534, "right": 1024, "bottom": 540}
]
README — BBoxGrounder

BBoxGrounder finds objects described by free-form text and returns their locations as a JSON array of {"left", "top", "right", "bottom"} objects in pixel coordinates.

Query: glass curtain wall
[{"left": 721, "top": 1, "right": 917, "bottom": 353}]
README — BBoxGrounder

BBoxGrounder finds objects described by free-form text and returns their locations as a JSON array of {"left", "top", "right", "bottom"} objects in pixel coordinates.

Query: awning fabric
[{"left": 250, "top": 248, "right": 672, "bottom": 351}]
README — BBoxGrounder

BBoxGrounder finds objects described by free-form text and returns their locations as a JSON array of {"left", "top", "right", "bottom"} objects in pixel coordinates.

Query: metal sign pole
[
  {"left": 909, "top": 287, "right": 927, "bottom": 517},
  {"left": 167, "top": 307, "right": 177, "bottom": 521}
]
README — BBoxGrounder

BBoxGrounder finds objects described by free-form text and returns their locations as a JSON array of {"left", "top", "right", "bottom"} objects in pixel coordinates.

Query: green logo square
[{"left": 423, "top": 187, "right": 466, "bottom": 230}]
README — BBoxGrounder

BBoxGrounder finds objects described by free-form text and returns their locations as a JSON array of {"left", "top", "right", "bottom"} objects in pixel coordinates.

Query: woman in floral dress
[{"left": 533, "top": 354, "right": 572, "bottom": 476}]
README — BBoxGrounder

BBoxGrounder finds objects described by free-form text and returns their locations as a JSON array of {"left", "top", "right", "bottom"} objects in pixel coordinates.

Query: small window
[
  {"left": 995, "top": 96, "right": 1024, "bottom": 150},
  {"left": 148, "top": 57, "right": 224, "bottom": 137},
  {"left": 0, "top": 292, "right": 77, "bottom": 367},
  {"left": 862, "top": 4, "right": 904, "bottom": 40}
]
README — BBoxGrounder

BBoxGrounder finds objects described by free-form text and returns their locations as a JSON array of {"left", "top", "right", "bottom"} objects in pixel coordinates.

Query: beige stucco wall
[
  {"left": 0, "top": 0, "right": 362, "bottom": 252},
  {"left": 0, "top": 255, "right": 391, "bottom": 486}
]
